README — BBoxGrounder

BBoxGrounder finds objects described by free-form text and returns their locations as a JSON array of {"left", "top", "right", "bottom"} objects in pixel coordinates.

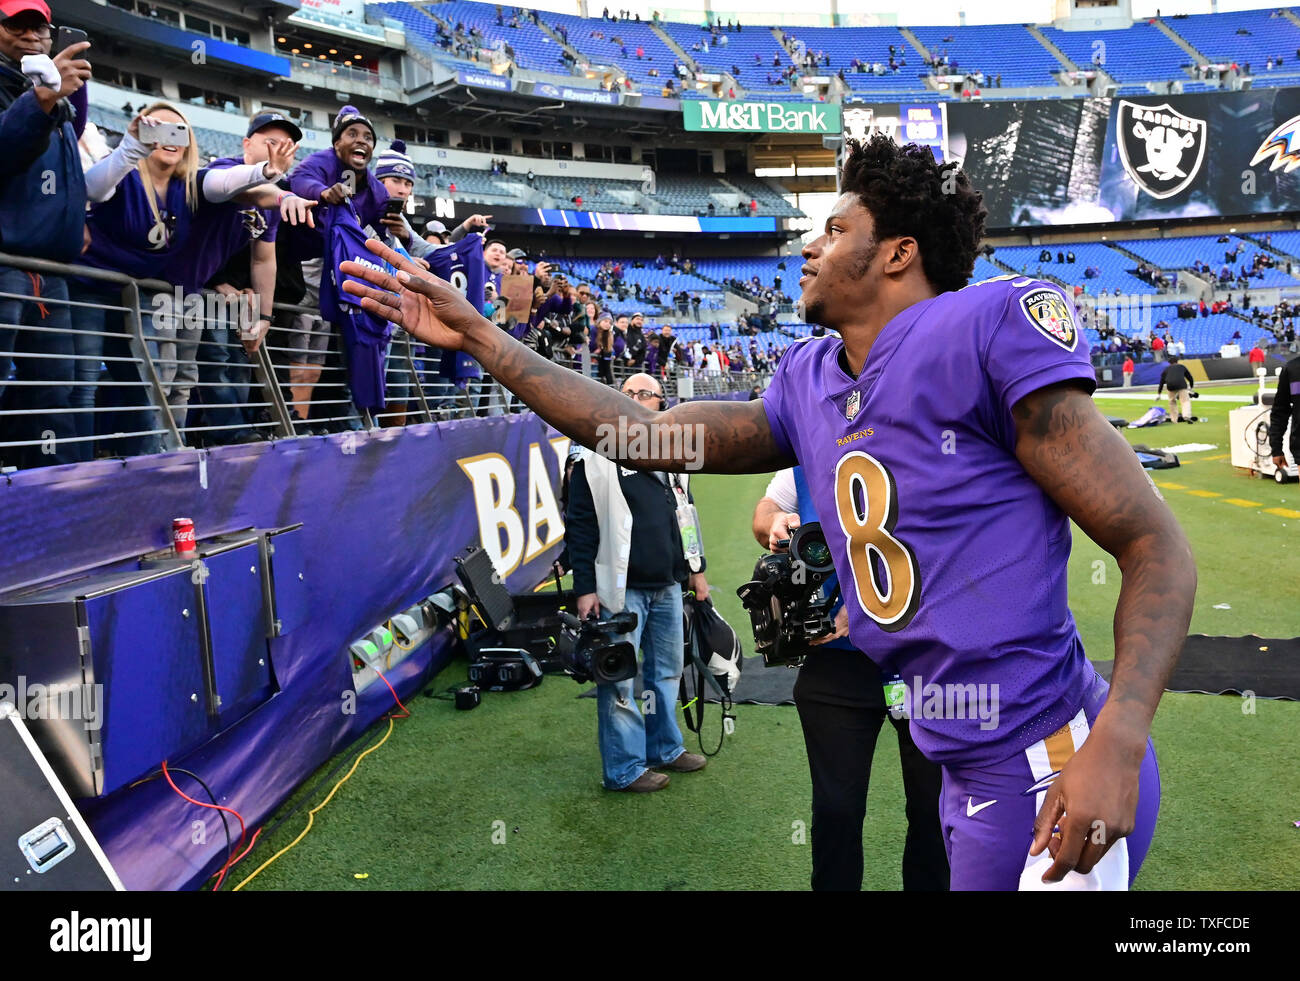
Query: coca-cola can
[{"left": 173, "top": 518, "right": 197, "bottom": 556}]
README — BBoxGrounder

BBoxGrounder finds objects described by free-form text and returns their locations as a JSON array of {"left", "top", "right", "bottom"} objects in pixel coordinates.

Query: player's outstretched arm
[
  {"left": 340, "top": 240, "right": 790, "bottom": 473},
  {"left": 1011, "top": 380, "right": 1196, "bottom": 883}
]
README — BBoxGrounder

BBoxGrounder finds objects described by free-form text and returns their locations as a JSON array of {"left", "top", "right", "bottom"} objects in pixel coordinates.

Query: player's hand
[
  {"left": 809, "top": 606, "right": 848, "bottom": 646},
  {"left": 1029, "top": 727, "right": 1143, "bottom": 882},
  {"left": 1275, "top": 455, "right": 1289, "bottom": 470},
  {"left": 279, "top": 194, "right": 316, "bottom": 228},
  {"left": 340, "top": 239, "right": 488, "bottom": 352},
  {"left": 767, "top": 511, "right": 800, "bottom": 551},
  {"left": 576, "top": 593, "right": 600, "bottom": 619},
  {"left": 688, "top": 572, "right": 710, "bottom": 602}
]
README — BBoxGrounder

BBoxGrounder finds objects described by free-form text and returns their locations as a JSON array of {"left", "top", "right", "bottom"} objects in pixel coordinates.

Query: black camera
[
  {"left": 736, "top": 522, "right": 838, "bottom": 667},
  {"left": 549, "top": 611, "right": 639, "bottom": 685},
  {"left": 468, "top": 650, "right": 543, "bottom": 691}
]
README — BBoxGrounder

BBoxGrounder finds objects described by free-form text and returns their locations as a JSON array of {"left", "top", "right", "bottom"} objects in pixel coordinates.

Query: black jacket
[
  {"left": 566, "top": 460, "right": 704, "bottom": 599},
  {"left": 1269, "top": 355, "right": 1300, "bottom": 462},
  {"left": 1157, "top": 363, "right": 1194, "bottom": 394}
]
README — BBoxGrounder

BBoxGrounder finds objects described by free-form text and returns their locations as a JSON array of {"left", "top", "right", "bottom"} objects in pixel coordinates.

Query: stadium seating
[
  {"left": 658, "top": 21, "right": 795, "bottom": 94},
  {"left": 1116, "top": 235, "right": 1299, "bottom": 288},
  {"left": 1166, "top": 9, "right": 1300, "bottom": 76},
  {"left": 1251, "top": 231, "right": 1300, "bottom": 263},
  {"left": 418, "top": 2, "right": 571, "bottom": 73},
  {"left": 562, "top": 258, "right": 719, "bottom": 295},
  {"left": 1038, "top": 22, "right": 1191, "bottom": 83},
  {"left": 776, "top": 25, "right": 934, "bottom": 97},
  {"left": 993, "top": 242, "right": 1161, "bottom": 295},
  {"left": 368, "top": 1, "right": 443, "bottom": 50},
  {"left": 547, "top": 9, "right": 683, "bottom": 84},
  {"left": 908, "top": 24, "right": 1062, "bottom": 88}
]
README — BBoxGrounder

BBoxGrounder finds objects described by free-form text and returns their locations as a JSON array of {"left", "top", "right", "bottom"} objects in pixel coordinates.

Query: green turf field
[{"left": 237, "top": 383, "right": 1298, "bottom": 891}]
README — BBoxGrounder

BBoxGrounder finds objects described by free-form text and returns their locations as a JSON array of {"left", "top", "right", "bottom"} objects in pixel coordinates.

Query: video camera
[
  {"left": 550, "top": 611, "right": 638, "bottom": 685},
  {"left": 451, "top": 546, "right": 638, "bottom": 690},
  {"left": 736, "top": 522, "right": 838, "bottom": 667}
]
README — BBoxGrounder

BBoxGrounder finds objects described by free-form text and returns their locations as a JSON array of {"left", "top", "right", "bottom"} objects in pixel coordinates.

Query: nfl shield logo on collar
[{"left": 845, "top": 390, "right": 861, "bottom": 422}]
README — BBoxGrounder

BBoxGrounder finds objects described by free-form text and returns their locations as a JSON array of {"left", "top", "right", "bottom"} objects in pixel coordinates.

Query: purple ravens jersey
[
  {"left": 426, "top": 235, "right": 487, "bottom": 381},
  {"left": 163, "top": 158, "right": 281, "bottom": 293},
  {"left": 762, "top": 275, "right": 1096, "bottom": 768}
]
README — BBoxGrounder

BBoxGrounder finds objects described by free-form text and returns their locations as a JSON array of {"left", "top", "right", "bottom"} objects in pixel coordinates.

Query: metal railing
[{"left": 0, "top": 252, "right": 775, "bottom": 471}]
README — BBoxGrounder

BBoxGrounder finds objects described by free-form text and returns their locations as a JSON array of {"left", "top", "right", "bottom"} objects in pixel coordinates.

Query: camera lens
[{"left": 801, "top": 540, "right": 831, "bottom": 567}]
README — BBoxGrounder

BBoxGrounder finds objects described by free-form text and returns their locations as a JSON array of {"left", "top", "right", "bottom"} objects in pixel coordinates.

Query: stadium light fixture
[
  {"left": 277, "top": 36, "right": 285, "bottom": 43},
  {"left": 304, "top": 43, "right": 312, "bottom": 49},
  {"left": 329, "top": 49, "right": 338, "bottom": 54}
]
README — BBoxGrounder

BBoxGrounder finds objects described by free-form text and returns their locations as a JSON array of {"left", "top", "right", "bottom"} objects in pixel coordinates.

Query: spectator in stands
[
  {"left": 483, "top": 239, "right": 510, "bottom": 289},
  {"left": 174, "top": 112, "right": 315, "bottom": 446},
  {"left": 1249, "top": 341, "right": 1267, "bottom": 371},
  {"left": 657, "top": 325, "right": 679, "bottom": 373},
  {"left": 1150, "top": 332, "right": 1165, "bottom": 361},
  {"left": 624, "top": 312, "right": 647, "bottom": 369},
  {"left": 75, "top": 102, "right": 279, "bottom": 454},
  {"left": 0, "top": 0, "right": 90, "bottom": 467},
  {"left": 594, "top": 312, "right": 614, "bottom": 384},
  {"left": 285, "top": 105, "right": 388, "bottom": 427},
  {"left": 424, "top": 219, "right": 449, "bottom": 247},
  {"left": 1122, "top": 355, "right": 1135, "bottom": 388},
  {"left": 371, "top": 141, "right": 434, "bottom": 262}
]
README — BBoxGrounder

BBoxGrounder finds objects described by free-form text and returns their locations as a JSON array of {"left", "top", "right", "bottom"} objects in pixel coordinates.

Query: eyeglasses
[
  {"left": 1, "top": 18, "right": 51, "bottom": 38},
  {"left": 625, "top": 389, "right": 661, "bottom": 402}
]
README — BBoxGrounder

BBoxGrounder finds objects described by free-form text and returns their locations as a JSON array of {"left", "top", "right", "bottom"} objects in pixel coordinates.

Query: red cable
[
  {"left": 161, "top": 759, "right": 247, "bottom": 891},
  {"left": 369, "top": 661, "right": 411, "bottom": 718}
]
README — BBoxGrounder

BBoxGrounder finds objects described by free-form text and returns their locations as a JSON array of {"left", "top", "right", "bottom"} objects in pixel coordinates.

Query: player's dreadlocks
[{"left": 840, "top": 134, "right": 987, "bottom": 295}]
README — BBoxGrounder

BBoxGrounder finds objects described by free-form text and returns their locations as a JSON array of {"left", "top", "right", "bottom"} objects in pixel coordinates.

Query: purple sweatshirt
[{"left": 287, "top": 147, "right": 388, "bottom": 261}]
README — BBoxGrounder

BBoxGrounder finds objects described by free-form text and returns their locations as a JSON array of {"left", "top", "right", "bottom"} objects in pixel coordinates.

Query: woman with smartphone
[{"left": 71, "top": 101, "right": 285, "bottom": 455}]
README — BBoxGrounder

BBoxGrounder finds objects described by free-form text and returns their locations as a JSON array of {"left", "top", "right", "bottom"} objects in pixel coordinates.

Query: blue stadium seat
[{"left": 1039, "top": 22, "right": 1190, "bottom": 83}]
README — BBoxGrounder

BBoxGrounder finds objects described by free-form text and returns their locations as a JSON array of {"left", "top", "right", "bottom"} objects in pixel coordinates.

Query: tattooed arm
[
  {"left": 1012, "top": 380, "right": 1196, "bottom": 882},
  {"left": 340, "top": 240, "right": 792, "bottom": 474}
]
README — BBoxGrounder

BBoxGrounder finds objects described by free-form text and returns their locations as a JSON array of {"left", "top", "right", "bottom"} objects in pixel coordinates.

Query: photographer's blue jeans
[{"left": 596, "top": 585, "right": 685, "bottom": 789}]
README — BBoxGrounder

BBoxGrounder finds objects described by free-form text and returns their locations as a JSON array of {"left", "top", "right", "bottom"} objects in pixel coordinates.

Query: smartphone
[
  {"left": 54, "top": 26, "right": 88, "bottom": 54},
  {"left": 140, "top": 120, "right": 189, "bottom": 148},
  {"left": 383, "top": 198, "right": 405, "bottom": 218}
]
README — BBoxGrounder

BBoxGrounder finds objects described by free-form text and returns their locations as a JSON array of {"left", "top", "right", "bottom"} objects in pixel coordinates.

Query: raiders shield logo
[
  {"left": 842, "top": 106, "right": 876, "bottom": 146},
  {"left": 1019, "top": 288, "right": 1077, "bottom": 351},
  {"left": 845, "top": 390, "right": 861, "bottom": 421},
  {"left": 1116, "top": 101, "right": 1207, "bottom": 200}
]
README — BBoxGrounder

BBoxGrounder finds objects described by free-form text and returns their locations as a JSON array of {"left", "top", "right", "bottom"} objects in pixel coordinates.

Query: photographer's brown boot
[
  {"left": 655, "top": 752, "right": 707, "bottom": 773},
  {"left": 616, "top": 771, "right": 670, "bottom": 793}
]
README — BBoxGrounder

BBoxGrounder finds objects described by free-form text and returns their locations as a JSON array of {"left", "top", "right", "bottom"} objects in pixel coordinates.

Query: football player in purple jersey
[{"left": 338, "top": 135, "right": 1195, "bottom": 891}]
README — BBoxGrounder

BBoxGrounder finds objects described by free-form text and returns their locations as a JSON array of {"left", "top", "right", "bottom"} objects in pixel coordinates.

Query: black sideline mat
[
  {"left": 576, "top": 636, "right": 1300, "bottom": 705},
  {"left": 1094, "top": 635, "right": 1299, "bottom": 700}
]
